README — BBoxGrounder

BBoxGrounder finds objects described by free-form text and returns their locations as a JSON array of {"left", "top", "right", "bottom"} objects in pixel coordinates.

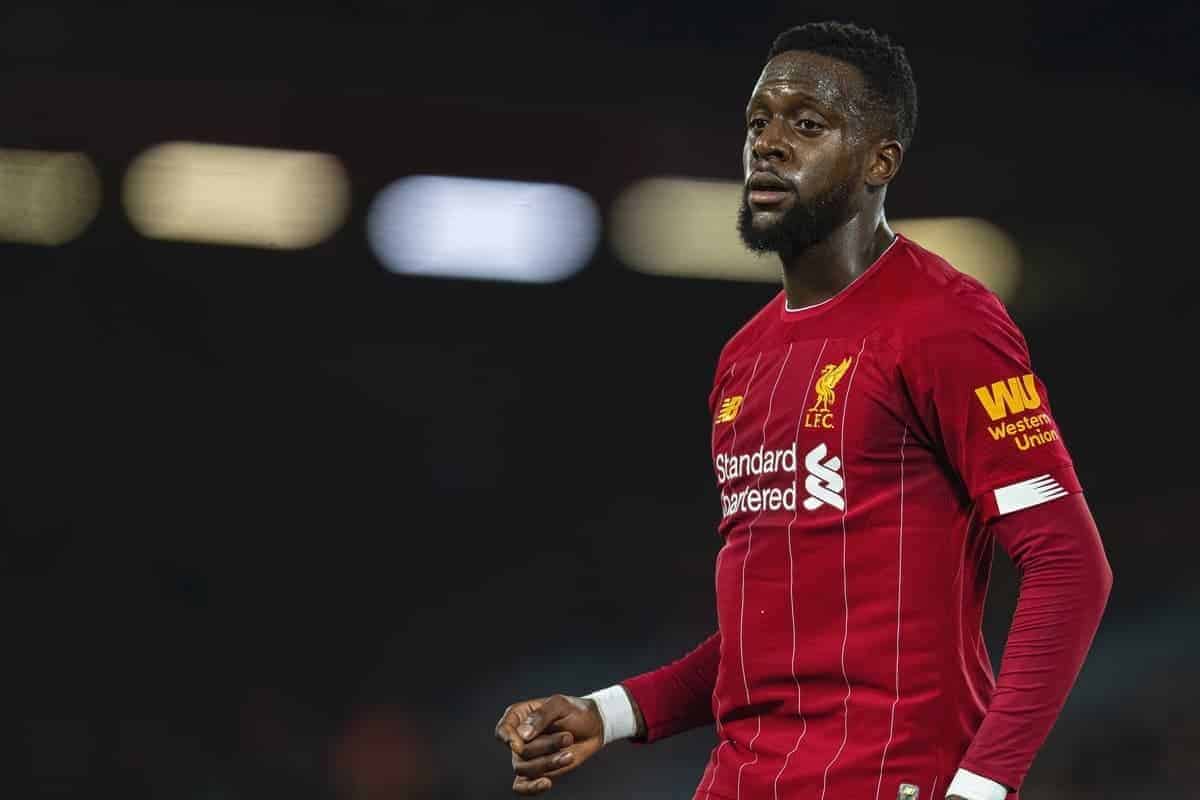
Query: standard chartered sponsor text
[{"left": 715, "top": 442, "right": 799, "bottom": 518}]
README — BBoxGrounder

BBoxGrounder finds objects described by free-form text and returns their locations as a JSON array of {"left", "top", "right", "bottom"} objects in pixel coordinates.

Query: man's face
[{"left": 737, "top": 50, "right": 871, "bottom": 256}]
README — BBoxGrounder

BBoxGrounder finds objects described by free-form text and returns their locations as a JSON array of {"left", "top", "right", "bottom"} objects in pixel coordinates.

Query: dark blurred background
[{"left": 3, "top": 1, "right": 1197, "bottom": 798}]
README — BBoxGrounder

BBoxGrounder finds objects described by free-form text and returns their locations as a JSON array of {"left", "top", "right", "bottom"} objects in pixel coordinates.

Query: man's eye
[
  {"left": 797, "top": 119, "right": 824, "bottom": 132},
  {"left": 749, "top": 118, "right": 768, "bottom": 131}
]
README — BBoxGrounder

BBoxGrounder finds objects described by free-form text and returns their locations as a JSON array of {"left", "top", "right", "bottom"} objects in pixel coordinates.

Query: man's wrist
[
  {"left": 582, "top": 685, "right": 640, "bottom": 744},
  {"left": 945, "top": 768, "right": 1008, "bottom": 800}
]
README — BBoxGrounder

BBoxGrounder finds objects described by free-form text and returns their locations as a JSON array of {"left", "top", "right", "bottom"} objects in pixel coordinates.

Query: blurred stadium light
[
  {"left": 367, "top": 175, "right": 600, "bottom": 283},
  {"left": 0, "top": 149, "right": 100, "bottom": 246},
  {"left": 612, "top": 177, "right": 779, "bottom": 283},
  {"left": 123, "top": 142, "right": 349, "bottom": 249},
  {"left": 611, "top": 176, "right": 1021, "bottom": 301}
]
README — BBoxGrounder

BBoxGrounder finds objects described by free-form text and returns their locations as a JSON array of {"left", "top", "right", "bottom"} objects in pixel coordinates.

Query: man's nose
[{"left": 752, "top": 118, "right": 791, "bottom": 162}]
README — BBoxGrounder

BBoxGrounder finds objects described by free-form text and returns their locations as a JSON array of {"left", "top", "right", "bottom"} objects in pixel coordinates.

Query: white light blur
[
  {"left": 367, "top": 175, "right": 600, "bottom": 283},
  {"left": 611, "top": 176, "right": 1022, "bottom": 301},
  {"left": 0, "top": 149, "right": 101, "bottom": 245},
  {"left": 610, "top": 176, "right": 777, "bottom": 282},
  {"left": 123, "top": 142, "right": 350, "bottom": 249}
]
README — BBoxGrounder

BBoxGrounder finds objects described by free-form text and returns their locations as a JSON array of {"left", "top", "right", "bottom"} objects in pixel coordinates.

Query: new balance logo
[
  {"left": 994, "top": 474, "right": 1067, "bottom": 515},
  {"left": 802, "top": 443, "right": 844, "bottom": 511},
  {"left": 715, "top": 395, "right": 744, "bottom": 424},
  {"left": 973, "top": 373, "right": 1042, "bottom": 421}
]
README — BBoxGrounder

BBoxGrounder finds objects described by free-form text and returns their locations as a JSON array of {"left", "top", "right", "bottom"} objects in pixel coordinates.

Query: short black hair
[{"left": 767, "top": 21, "right": 918, "bottom": 150}]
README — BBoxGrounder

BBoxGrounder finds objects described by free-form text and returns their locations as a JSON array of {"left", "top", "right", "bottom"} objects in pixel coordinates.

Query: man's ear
[{"left": 867, "top": 140, "right": 903, "bottom": 187}]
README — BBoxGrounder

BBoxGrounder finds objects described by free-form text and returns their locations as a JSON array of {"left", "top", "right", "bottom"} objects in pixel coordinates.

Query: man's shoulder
[
  {"left": 714, "top": 290, "right": 787, "bottom": 371},
  {"left": 889, "top": 235, "right": 1020, "bottom": 344},
  {"left": 708, "top": 236, "right": 1024, "bottom": 372}
]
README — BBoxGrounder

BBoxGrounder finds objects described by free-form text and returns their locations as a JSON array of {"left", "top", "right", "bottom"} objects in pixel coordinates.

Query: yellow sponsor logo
[
  {"left": 1014, "top": 428, "right": 1058, "bottom": 451},
  {"left": 973, "top": 373, "right": 1042, "bottom": 421},
  {"left": 804, "top": 356, "right": 853, "bottom": 429},
  {"left": 986, "top": 411, "right": 1059, "bottom": 451},
  {"left": 715, "top": 395, "right": 744, "bottom": 423}
]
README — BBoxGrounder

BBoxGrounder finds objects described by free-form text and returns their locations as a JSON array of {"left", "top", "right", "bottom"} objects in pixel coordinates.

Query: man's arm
[
  {"left": 612, "top": 630, "right": 721, "bottom": 742},
  {"left": 947, "top": 493, "right": 1112, "bottom": 799},
  {"left": 494, "top": 632, "right": 720, "bottom": 795},
  {"left": 894, "top": 291, "right": 1114, "bottom": 798}
]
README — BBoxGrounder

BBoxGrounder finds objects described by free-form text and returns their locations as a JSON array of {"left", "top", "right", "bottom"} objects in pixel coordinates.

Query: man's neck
[{"left": 780, "top": 213, "right": 895, "bottom": 310}]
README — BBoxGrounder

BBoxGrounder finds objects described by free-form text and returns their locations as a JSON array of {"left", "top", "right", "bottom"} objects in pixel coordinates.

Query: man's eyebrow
[{"left": 747, "top": 87, "right": 843, "bottom": 116}]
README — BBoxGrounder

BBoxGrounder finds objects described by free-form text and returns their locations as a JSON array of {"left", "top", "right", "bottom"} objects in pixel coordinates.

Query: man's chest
[{"left": 710, "top": 337, "right": 910, "bottom": 519}]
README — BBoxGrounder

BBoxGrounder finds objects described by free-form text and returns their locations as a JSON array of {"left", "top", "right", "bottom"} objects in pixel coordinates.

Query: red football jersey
[{"left": 688, "top": 235, "right": 1078, "bottom": 800}]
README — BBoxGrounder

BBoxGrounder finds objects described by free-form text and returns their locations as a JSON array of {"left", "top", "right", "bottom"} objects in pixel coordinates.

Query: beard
[{"left": 737, "top": 177, "right": 855, "bottom": 258}]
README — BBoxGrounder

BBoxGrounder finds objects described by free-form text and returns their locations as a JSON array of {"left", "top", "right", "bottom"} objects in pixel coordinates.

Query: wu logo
[
  {"left": 973, "top": 374, "right": 1041, "bottom": 421},
  {"left": 802, "top": 443, "right": 844, "bottom": 511}
]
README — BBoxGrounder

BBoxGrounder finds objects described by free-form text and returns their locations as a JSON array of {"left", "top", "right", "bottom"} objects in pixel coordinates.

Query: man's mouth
[
  {"left": 748, "top": 189, "right": 791, "bottom": 206},
  {"left": 747, "top": 172, "right": 793, "bottom": 207}
]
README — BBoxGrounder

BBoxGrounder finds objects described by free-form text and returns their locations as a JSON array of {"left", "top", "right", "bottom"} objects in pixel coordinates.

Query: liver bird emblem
[{"left": 808, "top": 356, "right": 853, "bottom": 413}]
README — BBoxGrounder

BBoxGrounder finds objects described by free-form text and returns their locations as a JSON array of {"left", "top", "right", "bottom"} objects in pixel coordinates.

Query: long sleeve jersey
[{"left": 621, "top": 235, "right": 1112, "bottom": 800}]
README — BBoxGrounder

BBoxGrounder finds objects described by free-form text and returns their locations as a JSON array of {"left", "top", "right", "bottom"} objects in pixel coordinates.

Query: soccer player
[{"left": 494, "top": 21, "right": 1111, "bottom": 800}]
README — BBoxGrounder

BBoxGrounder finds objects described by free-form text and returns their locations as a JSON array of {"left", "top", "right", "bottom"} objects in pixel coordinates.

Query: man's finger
[
  {"left": 537, "top": 743, "right": 587, "bottom": 780},
  {"left": 518, "top": 695, "right": 572, "bottom": 742},
  {"left": 512, "top": 746, "right": 577, "bottom": 779},
  {"left": 517, "top": 731, "right": 574, "bottom": 760},
  {"left": 494, "top": 708, "right": 524, "bottom": 749},
  {"left": 513, "top": 776, "right": 552, "bottom": 795},
  {"left": 495, "top": 700, "right": 546, "bottom": 754}
]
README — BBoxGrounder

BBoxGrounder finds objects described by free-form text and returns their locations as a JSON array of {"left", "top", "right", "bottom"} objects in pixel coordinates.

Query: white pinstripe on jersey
[
  {"left": 704, "top": 353, "right": 762, "bottom": 800},
  {"left": 818, "top": 337, "right": 867, "bottom": 800},
  {"left": 771, "top": 337, "right": 829, "bottom": 800},
  {"left": 874, "top": 425, "right": 908, "bottom": 800},
  {"left": 734, "top": 344, "right": 793, "bottom": 800}
]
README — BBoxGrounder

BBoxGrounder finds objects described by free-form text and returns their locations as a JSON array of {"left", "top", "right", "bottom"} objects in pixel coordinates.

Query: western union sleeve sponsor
[
  {"left": 973, "top": 373, "right": 1041, "bottom": 421},
  {"left": 987, "top": 412, "right": 1053, "bottom": 440},
  {"left": 986, "top": 412, "right": 1058, "bottom": 451}
]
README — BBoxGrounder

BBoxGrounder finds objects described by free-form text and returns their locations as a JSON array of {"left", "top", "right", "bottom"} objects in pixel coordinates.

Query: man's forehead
[{"left": 751, "top": 50, "right": 863, "bottom": 107}]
